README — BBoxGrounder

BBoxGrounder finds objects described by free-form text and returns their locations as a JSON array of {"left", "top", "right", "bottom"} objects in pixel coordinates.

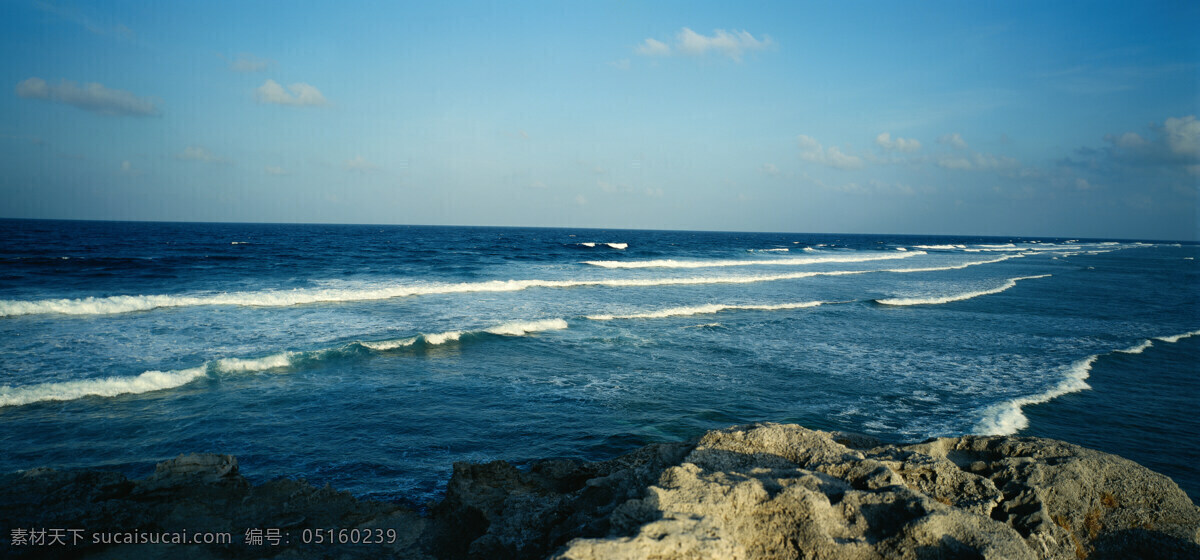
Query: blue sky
[{"left": 1, "top": 1, "right": 1197, "bottom": 240}]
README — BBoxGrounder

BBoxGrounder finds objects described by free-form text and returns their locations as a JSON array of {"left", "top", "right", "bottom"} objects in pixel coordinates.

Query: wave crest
[
  {"left": 587, "top": 301, "right": 826, "bottom": 321},
  {"left": 583, "top": 251, "right": 924, "bottom": 269},
  {"left": 875, "top": 274, "right": 1050, "bottom": 306}
]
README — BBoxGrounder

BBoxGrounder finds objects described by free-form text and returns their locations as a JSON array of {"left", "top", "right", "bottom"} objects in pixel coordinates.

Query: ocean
[{"left": 0, "top": 219, "right": 1196, "bottom": 506}]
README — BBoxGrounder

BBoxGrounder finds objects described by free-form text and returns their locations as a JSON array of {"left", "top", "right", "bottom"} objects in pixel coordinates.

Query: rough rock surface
[
  {"left": 0, "top": 453, "right": 427, "bottom": 559},
  {"left": 434, "top": 424, "right": 1199, "bottom": 560},
  {"left": 2, "top": 424, "right": 1197, "bottom": 559}
]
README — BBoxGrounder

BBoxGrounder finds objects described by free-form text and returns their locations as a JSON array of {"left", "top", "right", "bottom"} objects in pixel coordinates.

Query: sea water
[{"left": 0, "top": 219, "right": 1195, "bottom": 504}]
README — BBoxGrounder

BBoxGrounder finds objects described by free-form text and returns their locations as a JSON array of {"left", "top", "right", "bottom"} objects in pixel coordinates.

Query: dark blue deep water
[{"left": 0, "top": 219, "right": 1196, "bottom": 505}]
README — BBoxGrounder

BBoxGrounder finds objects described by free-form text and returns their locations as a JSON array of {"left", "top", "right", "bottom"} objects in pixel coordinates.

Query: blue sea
[{"left": 0, "top": 219, "right": 1196, "bottom": 505}]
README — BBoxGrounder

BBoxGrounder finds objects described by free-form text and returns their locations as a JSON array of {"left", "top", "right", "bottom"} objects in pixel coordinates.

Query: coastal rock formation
[
  {"left": 0, "top": 453, "right": 427, "bottom": 559},
  {"left": 431, "top": 424, "right": 1198, "bottom": 559},
  {"left": 2, "top": 424, "right": 1198, "bottom": 559}
]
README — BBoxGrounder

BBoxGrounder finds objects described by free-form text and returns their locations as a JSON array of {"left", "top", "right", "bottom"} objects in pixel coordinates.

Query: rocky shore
[{"left": 2, "top": 423, "right": 1197, "bottom": 559}]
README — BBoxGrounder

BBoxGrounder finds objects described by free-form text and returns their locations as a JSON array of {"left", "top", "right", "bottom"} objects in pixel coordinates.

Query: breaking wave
[
  {"left": 582, "top": 251, "right": 924, "bottom": 269},
  {"left": 0, "top": 319, "right": 569, "bottom": 408},
  {"left": 975, "top": 356, "right": 1095, "bottom": 435},
  {"left": 573, "top": 242, "right": 627, "bottom": 249},
  {"left": 587, "top": 301, "right": 826, "bottom": 321},
  {"left": 1155, "top": 329, "right": 1200, "bottom": 344},
  {"left": 974, "top": 328, "right": 1198, "bottom": 436},
  {"left": 0, "top": 255, "right": 1021, "bottom": 318},
  {"left": 875, "top": 274, "right": 1051, "bottom": 306},
  {"left": 0, "top": 367, "right": 210, "bottom": 408}
]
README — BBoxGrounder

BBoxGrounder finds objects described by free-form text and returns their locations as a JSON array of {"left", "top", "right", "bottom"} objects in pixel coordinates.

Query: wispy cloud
[
  {"left": 175, "top": 146, "right": 225, "bottom": 164},
  {"left": 255, "top": 79, "right": 327, "bottom": 106},
  {"left": 343, "top": 155, "right": 376, "bottom": 172},
  {"left": 15, "top": 78, "right": 159, "bottom": 116},
  {"left": 635, "top": 38, "right": 671, "bottom": 57},
  {"left": 796, "top": 135, "right": 865, "bottom": 170},
  {"left": 607, "top": 58, "right": 632, "bottom": 70},
  {"left": 635, "top": 28, "right": 774, "bottom": 62},
  {"left": 875, "top": 132, "right": 922, "bottom": 153},
  {"left": 938, "top": 133, "right": 968, "bottom": 150},
  {"left": 35, "top": 1, "right": 135, "bottom": 40},
  {"left": 228, "top": 53, "right": 274, "bottom": 73},
  {"left": 935, "top": 151, "right": 1018, "bottom": 171},
  {"left": 264, "top": 165, "right": 289, "bottom": 175}
]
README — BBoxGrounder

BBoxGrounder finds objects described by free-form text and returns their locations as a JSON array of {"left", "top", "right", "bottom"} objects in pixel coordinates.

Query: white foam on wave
[
  {"left": 1, "top": 318, "right": 571, "bottom": 408},
  {"left": 587, "top": 301, "right": 825, "bottom": 321},
  {"left": 749, "top": 248, "right": 790, "bottom": 253},
  {"left": 913, "top": 244, "right": 967, "bottom": 250},
  {"left": 216, "top": 352, "right": 295, "bottom": 373},
  {"left": 895, "top": 247, "right": 908, "bottom": 252},
  {"left": 575, "top": 242, "right": 626, "bottom": 249},
  {"left": 359, "top": 319, "right": 567, "bottom": 350},
  {"left": 974, "top": 327, "right": 1198, "bottom": 436},
  {"left": 975, "top": 355, "right": 1096, "bottom": 435},
  {"left": 582, "top": 251, "right": 924, "bottom": 269},
  {"left": 889, "top": 254, "right": 1021, "bottom": 273},
  {"left": 875, "top": 274, "right": 1051, "bottom": 306},
  {"left": 1155, "top": 329, "right": 1200, "bottom": 343},
  {"left": 0, "top": 366, "right": 209, "bottom": 408},
  {"left": 1, "top": 254, "right": 1024, "bottom": 318},
  {"left": 1116, "top": 340, "right": 1153, "bottom": 354}
]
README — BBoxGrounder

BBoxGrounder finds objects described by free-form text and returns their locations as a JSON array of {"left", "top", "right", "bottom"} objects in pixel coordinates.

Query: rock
[
  {"left": 2, "top": 424, "right": 1197, "bottom": 559},
  {"left": 0, "top": 455, "right": 428, "bottom": 559},
  {"left": 542, "top": 424, "right": 1200, "bottom": 560},
  {"left": 150, "top": 454, "right": 239, "bottom": 482}
]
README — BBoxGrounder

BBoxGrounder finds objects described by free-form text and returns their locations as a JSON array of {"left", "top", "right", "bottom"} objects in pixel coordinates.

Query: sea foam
[
  {"left": 875, "top": 274, "right": 1051, "bottom": 306},
  {"left": 582, "top": 251, "right": 923, "bottom": 269},
  {"left": 974, "top": 327, "right": 1199, "bottom": 435},
  {"left": 0, "top": 319, "right": 570, "bottom": 408},
  {"left": 0, "top": 367, "right": 209, "bottom": 408},
  {"left": 1155, "top": 329, "right": 1200, "bottom": 344},
  {"left": 587, "top": 301, "right": 826, "bottom": 321},
  {"left": 0, "top": 255, "right": 1019, "bottom": 318},
  {"left": 974, "top": 355, "right": 1096, "bottom": 435}
]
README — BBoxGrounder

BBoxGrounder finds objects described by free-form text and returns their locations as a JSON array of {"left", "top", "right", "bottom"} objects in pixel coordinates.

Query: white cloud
[
  {"left": 343, "top": 155, "right": 375, "bottom": 172},
  {"left": 760, "top": 163, "right": 780, "bottom": 177},
  {"left": 176, "top": 146, "right": 223, "bottom": 163},
  {"left": 575, "top": 194, "right": 588, "bottom": 206},
  {"left": 264, "top": 165, "right": 289, "bottom": 175},
  {"left": 1101, "top": 115, "right": 1200, "bottom": 167},
  {"left": 676, "top": 28, "right": 773, "bottom": 61},
  {"left": 1111, "top": 132, "right": 1147, "bottom": 149},
  {"left": 635, "top": 28, "right": 773, "bottom": 62},
  {"left": 938, "top": 133, "right": 968, "bottom": 149},
  {"left": 15, "top": 77, "right": 159, "bottom": 116},
  {"left": 230, "top": 53, "right": 273, "bottom": 73},
  {"left": 255, "top": 79, "right": 327, "bottom": 106},
  {"left": 796, "top": 135, "right": 865, "bottom": 170},
  {"left": 935, "top": 151, "right": 1018, "bottom": 171},
  {"left": 875, "top": 132, "right": 922, "bottom": 152},
  {"left": 1163, "top": 115, "right": 1200, "bottom": 158},
  {"left": 635, "top": 38, "right": 671, "bottom": 57}
]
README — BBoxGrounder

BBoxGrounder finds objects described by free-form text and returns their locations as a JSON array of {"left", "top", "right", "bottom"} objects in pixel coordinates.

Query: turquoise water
[{"left": 0, "top": 219, "right": 1195, "bottom": 504}]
